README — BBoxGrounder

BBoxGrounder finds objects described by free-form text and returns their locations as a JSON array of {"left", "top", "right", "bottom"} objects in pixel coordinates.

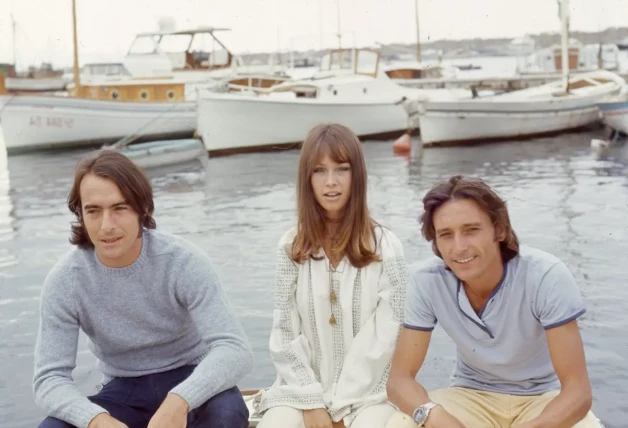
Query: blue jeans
[{"left": 38, "top": 365, "right": 249, "bottom": 428}]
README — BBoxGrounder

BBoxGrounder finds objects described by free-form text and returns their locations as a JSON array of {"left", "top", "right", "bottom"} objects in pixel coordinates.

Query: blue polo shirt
[{"left": 404, "top": 245, "right": 586, "bottom": 395}]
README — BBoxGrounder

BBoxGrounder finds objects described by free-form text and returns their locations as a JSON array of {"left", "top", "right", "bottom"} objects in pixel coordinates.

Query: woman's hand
[{"left": 303, "top": 408, "right": 334, "bottom": 428}]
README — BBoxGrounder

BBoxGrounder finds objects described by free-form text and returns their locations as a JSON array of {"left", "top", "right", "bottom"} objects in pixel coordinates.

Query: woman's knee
[
  {"left": 383, "top": 411, "right": 420, "bottom": 428},
  {"left": 257, "top": 406, "right": 305, "bottom": 428}
]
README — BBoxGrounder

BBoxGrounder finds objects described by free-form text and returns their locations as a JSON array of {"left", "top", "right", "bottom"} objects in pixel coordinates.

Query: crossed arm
[
  {"left": 386, "top": 327, "right": 465, "bottom": 428},
  {"left": 514, "top": 320, "right": 593, "bottom": 428}
]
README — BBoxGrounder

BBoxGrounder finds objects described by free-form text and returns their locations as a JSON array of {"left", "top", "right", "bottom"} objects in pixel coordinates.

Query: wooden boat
[
  {"left": 0, "top": 1, "right": 288, "bottom": 156},
  {"left": 239, "top": 387, "right": 607, "bottom": 428},
  {"left": 242, "top": 389, "right": 263, "bottom": 427},
  {"left": 0, "top": 84, "right": 197, "bottom": 154}
]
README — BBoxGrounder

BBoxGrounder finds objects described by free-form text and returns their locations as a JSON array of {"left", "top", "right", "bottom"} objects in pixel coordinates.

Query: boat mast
[
  {"left": 415, "top": 0, "right": 421, "bottom": 62},
  {"left": 559, "top": 0, "right": 570, "bottom": 93},
  {"left": 11, "top": 12, "right": 17, "bottom": 68},
  {"left": 71, "top": 0, "right": 81, "bottom": 95},
  {"left": 336, "top": 0, "right": 342, "bottom": 68}
]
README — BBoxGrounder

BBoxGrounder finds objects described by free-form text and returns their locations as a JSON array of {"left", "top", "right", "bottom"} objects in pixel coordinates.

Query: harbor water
[{"left": 0, "top": 128, "right": 627, "bottom": 427}]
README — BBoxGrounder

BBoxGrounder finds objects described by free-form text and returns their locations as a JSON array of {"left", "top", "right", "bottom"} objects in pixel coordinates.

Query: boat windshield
[
  {"left": 128, "top": 35, "right": 160, "bottom": 54},
  {"left": 158, "top": 35, "right": 193, "bottom": 53}
]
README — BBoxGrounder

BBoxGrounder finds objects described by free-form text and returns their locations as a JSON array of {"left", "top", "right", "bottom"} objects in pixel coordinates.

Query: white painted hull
[
  {"left": 118, "top": 139, "right": 206, "bottom": 169},
  {"left": 197, "top": 93, "right": 410, "bottom": 154},
  {"left": 418, "top": 71, "right": 626, "bottom": 145},
  {"left": 598, "top": 100, "right": 628, "bottom": 134},
  {"left": 0, "top": 95, "right": 197, "bottom": 154},
  {"left": 420, "top": 105, "right": 602, "bottom": 145},
  {"left": 5, "top": 77, "right": 67, "bottom": 92}
]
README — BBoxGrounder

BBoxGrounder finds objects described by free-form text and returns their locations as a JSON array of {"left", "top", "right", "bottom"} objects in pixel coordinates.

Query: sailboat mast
[
  {"left": 336, "top": 0, "right": 342, "bottom": 68},
  {"left": 559, "top": 0, "right": 570, "bottom": 92},
  {"left": 415, "top": 0, "right": 421, "bottom": 62},
  {"left": 71, "top": 0, "right": 80, "bottom": 95},
  {"left": 11, "top": 13, "right": 17, "bottom": 68}
]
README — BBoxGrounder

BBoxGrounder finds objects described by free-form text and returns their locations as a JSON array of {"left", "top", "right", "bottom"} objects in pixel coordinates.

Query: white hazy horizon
[{"left": 0, "top": 0, "right": 625, "bottom": 70}]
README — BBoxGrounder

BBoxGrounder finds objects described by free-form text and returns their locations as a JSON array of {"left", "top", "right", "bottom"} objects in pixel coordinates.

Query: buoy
[
  {"left": 590, "top": 138, "right": 610, "bottom": 150},
  {"left": 393, "top": 132, "right": 412, "bottom": 154}
]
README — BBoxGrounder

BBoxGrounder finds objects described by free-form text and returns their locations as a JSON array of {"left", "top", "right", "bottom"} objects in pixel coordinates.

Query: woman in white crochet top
[{"left": 256, "top": 123, "right": 408, "bottom": 428}]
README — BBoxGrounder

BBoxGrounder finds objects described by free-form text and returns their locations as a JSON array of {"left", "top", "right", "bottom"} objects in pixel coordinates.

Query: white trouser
[{"left": 257, "top": 402, "right": 398, "bottom": 428}]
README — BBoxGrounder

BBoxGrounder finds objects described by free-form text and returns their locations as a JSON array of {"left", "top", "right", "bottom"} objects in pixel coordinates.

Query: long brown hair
[
  {"left": 420, "top": 175, "right": 519, "bottom": 262},
  {"left": 291, "top": 123, "right": 379, "bottom": 268},
  {"left": 67, "top": 149, "right": 156, "bottom": 249}
]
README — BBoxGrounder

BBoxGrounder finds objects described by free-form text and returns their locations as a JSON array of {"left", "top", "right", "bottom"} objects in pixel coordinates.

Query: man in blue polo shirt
[{"left": 385, "top": 175, "right": 601, "bottom": 428}]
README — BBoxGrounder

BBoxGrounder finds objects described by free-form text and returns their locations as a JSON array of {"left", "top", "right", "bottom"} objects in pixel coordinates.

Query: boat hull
[
  {"left": 417, "top": 71, "right": 625, "bottom": 146},
  {"left": 118, "top": 138, "right": 206, "bottom": 169},
  {"left": 5, "top": 77, "right": 67, "bottom": 92},
  {"left": 419, "top": 105, "right": 602, "bottom": 146},
  {"left": 0, "top": 95, "right": 197, "bottom": 154},
  {"left": 197, "top": 94, "right": 410, "bottom": 156},
  {"left": 598, "top": 100, "right": 628, "bottom": 135}
]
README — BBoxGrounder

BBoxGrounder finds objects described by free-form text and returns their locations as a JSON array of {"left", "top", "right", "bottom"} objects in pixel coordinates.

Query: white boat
[
  {"left": 0, "top": 90, "right": 197, "bottom": 154},
  {"left": 240, "top": 387, "right": 607, "bottom": 428},
  {"left": 4, "top": 77, "right": 67, "bottom": 92},
  {"left": 0, "top": 2, "right": 288, "bottom": 155},
  {"left": 196, "top": 48, "right": 479, "bottom": 156},
  {"left": 416, "top": 0, "right": 627, "bottom": 147},
  {"left": 120, "top": 24, "right": 288, "bottom": 83},
  {"left": 597, "top": 92, "right": 628, "bottom": 135},
  {"left": 243, "top": 389, "right": 262, "bottom": 427},
  {"left": 417, "top": 70, "right": 627, "bottom": 146},
  {"left": 517, "top": 39, "right": 621, "bottom": 75},
  {"left": 113, "top": 138, "right": 206, "bottom": 169}
]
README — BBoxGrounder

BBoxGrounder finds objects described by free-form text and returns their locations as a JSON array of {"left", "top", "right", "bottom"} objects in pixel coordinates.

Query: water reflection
[{"left": 0, "top": 130, "right": 627, "bottom": 427}]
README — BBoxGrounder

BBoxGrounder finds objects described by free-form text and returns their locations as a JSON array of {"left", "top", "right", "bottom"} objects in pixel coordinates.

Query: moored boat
[{"left": 417, "top": 70, "right": 627, "bottom": 146}]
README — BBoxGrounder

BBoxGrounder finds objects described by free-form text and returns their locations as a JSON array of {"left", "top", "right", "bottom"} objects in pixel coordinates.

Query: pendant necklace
[{"left": 329, "top": 262, "right": 337, "bottom": 325}]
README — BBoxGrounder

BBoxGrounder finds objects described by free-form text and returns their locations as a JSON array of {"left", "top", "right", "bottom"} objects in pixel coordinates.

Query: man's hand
[
  {"left": 87, "top": 413, "right": 128, "bottom": 428},
  {"left": 332, "top": 421, "right": 345, "bottom": 428},
  {"left": 147, "top": 393, "right": 190, "bottom": 428},
  {"left": 424, "top": 406, "right": 467, "bottom": 428},
  {"left": 303, "top": 408, "right": 333, "bottom": 428}
]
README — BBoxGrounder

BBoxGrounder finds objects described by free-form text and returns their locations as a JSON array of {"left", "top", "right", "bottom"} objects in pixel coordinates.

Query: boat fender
[{"left": 393, "top": 133, "right": 412, "bottom": 154}]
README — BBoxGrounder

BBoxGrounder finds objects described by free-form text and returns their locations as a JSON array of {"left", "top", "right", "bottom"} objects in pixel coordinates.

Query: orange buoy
[{"left": 393, "top": 132, "right": 412, "bottom": 154}]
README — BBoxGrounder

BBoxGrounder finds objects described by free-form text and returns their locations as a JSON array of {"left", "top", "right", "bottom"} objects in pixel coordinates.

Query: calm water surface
[{"left": 0, "top": 130, "right": 627, "bottom": 427}]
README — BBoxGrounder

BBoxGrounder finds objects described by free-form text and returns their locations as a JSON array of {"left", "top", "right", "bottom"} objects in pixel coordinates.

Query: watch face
[{"left": 413, "top": 407, "right": 428, "bottom": 424}]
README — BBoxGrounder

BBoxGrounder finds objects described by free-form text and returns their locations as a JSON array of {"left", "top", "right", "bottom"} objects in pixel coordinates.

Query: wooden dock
[{"left": 396, "top": 71, "right": 628, "bottom": 92}]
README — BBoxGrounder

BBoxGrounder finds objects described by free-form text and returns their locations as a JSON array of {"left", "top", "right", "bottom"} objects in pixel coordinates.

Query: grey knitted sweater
[{"left": 33, "top": 229, "right": 253, "bottom": 428}]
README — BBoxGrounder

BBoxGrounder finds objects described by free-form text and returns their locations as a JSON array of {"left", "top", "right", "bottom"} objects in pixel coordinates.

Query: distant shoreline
[{"left": 239, "top": 27, "right": 628, "bottom": 62}]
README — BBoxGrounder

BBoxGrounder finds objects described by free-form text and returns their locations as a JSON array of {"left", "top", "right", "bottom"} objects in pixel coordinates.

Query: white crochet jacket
[{"left": 256, "top": 225, "right": 408, "bottom": 426}]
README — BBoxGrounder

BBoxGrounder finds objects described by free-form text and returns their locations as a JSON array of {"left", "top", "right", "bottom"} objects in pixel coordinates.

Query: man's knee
[
  {"left": 191, "top": 386, "right": 249, "bottom": 428},
  {"left": 38, "top": 417, "right": 75, "bottom": 428},
  {"left": 385, "top": 411, "right": 419, "bottom": 428}
]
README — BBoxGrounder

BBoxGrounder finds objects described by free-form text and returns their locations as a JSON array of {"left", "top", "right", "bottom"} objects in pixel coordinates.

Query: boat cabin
[
  {"left": 517, "top": 38, "right": 621, "bottom": 74},
  {"left": 72, "top": 79, "right": 186, "bottom": 102},
  {"left": 318, "top": 48, "right": 381, "bottom": 77},
  {"left": 122, "top": 27, "right": 234, "bottom": 78}
]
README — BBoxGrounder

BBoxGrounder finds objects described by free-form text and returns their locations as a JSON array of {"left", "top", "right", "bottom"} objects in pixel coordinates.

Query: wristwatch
[{"left": 412, "top": 401, "right": 440, "bottom": 426}]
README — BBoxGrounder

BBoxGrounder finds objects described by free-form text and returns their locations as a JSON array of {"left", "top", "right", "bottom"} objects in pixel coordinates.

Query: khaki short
[{"left": 386, "top": 387, "right": 603, "bottom": 428}]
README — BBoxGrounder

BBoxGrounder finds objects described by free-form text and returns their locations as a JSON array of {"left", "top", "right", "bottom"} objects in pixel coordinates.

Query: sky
[{"left": 0, "top": 0, "right": 625, "bottom": 70}]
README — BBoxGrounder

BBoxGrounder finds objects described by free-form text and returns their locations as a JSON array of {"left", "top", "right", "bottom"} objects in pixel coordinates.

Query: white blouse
[{"left": 256, "top": 225, "right": 408, "bottom": 426}]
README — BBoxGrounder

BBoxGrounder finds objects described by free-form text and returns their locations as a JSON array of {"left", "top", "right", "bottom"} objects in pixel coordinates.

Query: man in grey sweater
[{"left": 34, "top": 150, "right": 254, "bottom": 428}]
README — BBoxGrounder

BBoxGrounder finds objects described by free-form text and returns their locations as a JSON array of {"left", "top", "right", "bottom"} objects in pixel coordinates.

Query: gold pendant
[
  {"left": 330, "top": 290, "right": 337, "bottom": 304},
  {"left": 329, "top": 314, "right": 336, "bottom": 325}
]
